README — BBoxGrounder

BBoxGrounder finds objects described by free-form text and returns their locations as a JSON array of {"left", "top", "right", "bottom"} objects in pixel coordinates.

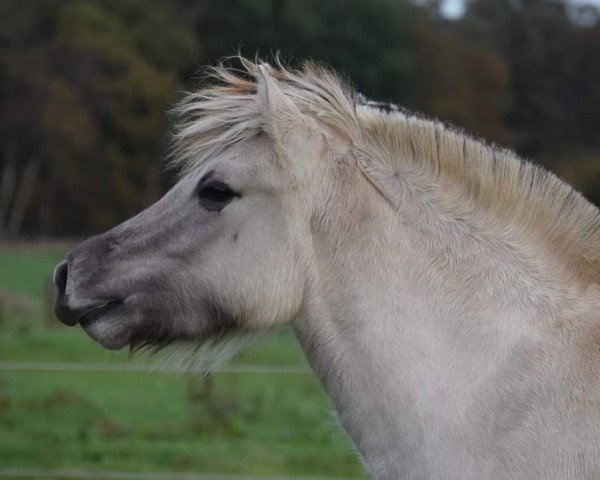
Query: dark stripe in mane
[{"left": 356, "top": 94, "right": 427, "bottom": 121}]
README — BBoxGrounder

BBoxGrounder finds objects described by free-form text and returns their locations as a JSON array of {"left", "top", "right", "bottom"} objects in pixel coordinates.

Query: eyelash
[{"left": 196, "top": 181, "right": 238, "bottom": 212}]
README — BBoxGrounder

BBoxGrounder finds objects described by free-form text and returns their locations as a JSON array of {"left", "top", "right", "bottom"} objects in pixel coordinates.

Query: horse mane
[{"left": 171, "top": 57, "right": 600, "bottom": 283}]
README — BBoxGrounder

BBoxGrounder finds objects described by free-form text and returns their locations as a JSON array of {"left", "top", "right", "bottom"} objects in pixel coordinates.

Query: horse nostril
[{"left": 53, "top": 260, "right": 69, "bottom": 296}]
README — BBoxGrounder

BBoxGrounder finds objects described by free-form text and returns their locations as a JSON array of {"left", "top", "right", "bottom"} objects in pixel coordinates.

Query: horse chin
[
  {"left": 79, "top": 303, "right": 133, "bottom": 350},
  {"left": 79, "top": 302, "right": 238, "bottom": 354}
]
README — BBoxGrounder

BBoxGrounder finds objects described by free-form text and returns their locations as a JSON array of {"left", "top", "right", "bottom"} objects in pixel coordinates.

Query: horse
[{"left": 54, "top": 58, "right": 600, "bottom": 479}]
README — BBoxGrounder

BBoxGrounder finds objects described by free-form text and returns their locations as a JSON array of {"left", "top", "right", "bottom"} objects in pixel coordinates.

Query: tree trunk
[
  {"left": 6, "top": 153, "right": 40, "bottom": 238},
  {"left": 0, "top": 141, "right": 18, "bottom": 238}
]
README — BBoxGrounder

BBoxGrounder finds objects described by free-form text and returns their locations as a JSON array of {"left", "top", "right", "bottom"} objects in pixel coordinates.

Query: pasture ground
[{"left": 0, "top": 244, "right": 366, "bottom": 479}]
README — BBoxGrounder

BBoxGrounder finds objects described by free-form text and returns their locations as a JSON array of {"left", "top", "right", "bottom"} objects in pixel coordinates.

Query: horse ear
[{"left": 256, "top": 65, "right": 318, "bottom": 152}]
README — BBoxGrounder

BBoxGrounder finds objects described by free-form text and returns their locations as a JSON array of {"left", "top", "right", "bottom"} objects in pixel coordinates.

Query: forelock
[{"left": 169, "top": 57, "right": 359, "bottom": 178}]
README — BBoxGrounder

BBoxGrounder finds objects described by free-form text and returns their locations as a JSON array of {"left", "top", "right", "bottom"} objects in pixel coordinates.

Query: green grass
[
  {"left": 0, "top": 248, "right": 64, "bottom": 297},
  {"left": 0, "top": 246, "right": 366, "bottom": 478}
]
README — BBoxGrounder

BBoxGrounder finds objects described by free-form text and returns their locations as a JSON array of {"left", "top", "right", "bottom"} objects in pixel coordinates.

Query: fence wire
[
  {"left": 0, "top": 468, "right": 360, "bottom": 480},
  {"left": 0, "top": 361, "right": 311, "bottom": 375}
]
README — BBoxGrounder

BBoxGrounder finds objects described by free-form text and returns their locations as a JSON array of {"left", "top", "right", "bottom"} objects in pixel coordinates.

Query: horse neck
[{"left": 294, "top": 167, "right": 598, "bottom": 479}]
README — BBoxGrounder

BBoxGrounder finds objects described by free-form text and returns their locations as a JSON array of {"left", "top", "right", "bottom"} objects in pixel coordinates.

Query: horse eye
[{"left": 197, "top": 181, "right": 238, "bottom": 212}]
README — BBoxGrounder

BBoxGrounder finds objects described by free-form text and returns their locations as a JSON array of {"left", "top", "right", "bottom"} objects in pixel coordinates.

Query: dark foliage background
[{"left": 1, "top": 0, "right": 599, "bottom": 238}]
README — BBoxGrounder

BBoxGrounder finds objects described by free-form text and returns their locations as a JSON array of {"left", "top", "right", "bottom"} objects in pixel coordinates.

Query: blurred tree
[
  {"left": 0, "top": 1, "right": 69, "bottom": 237},
  {"left": 178, "top": 0, "right": 417, "bottom": 103},
  {"left": 458, "top": 0, "right": 600, "bottom": 202},
  {"left": 0, "top": 0, "right": 196, "bottom": 237},
  {"left": 410, "top": 13, "right": 511, "bottom": 146},
  {"left": 0, "top": 0, "right": 599, "bottom": 237},
  {"left": 460, "top": 0, "right": 600, "bottom": 152},
  {"left": 0, "top": 51, "right": 53, "bottom": 238}
]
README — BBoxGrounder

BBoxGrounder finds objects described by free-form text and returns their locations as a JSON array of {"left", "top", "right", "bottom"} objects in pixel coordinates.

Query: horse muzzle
[{"left": 53, "top": 260, "right": 121, "bottom": 327}]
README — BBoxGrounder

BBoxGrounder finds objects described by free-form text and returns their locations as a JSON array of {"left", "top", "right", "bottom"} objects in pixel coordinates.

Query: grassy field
[{"left": 0, "top": 244, "right": 366, "bottom": 479}]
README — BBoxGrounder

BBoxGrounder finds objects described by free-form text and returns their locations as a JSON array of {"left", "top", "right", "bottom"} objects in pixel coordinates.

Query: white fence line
[
  {"left": 0, "top": 468, "right": 359, "bottom": 480},
  {"left": 0, "top": 361, "right": 311, "bottom": 375}
]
